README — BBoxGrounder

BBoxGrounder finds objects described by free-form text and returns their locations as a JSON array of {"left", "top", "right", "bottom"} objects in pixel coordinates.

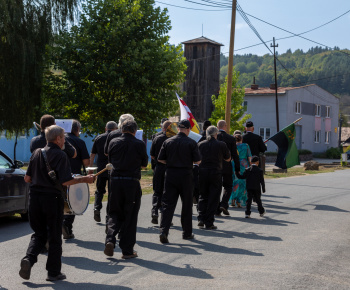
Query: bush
[
  {"left": 298, "top": 149, "right": 312, "bottom": 155},
  {"left": 325, "top": 147, "right": 342, "bottom": 159}
]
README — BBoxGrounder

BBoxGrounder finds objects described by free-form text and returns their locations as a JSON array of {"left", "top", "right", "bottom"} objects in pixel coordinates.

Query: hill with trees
[{"left": 220, "top": 47, "right": 350, "bottom": 98}]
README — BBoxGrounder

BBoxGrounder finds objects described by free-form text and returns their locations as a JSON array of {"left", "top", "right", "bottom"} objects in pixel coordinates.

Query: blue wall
[{"left": 0, "top": 128, "right": 156, "bottom": 162}]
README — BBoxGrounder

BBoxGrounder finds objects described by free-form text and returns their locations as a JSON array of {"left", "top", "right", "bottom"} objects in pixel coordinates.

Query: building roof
[
  {"left": 244, "top": 84, "right": 316, "bottom": 95},
  {"left": 182, "top": 36, "right": 223, "bottom": 46}
]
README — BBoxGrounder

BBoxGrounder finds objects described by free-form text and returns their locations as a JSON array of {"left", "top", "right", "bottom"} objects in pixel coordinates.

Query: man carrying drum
[{"left": 20, "top": 125, "right": 95, "bottom": 282}]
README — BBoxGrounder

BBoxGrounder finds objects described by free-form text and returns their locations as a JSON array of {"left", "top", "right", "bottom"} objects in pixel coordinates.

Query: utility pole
[
  {"left": 271, "top": 37, "right": 280, "bottom": 132},
  {"left": 225, "top": 0, "right": 237, "bottom": 134},
  {"left": 339, "top": 116, "right": 343, "bottom": 148}
]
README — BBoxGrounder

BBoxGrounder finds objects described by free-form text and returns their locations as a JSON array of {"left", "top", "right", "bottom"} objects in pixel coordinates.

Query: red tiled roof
[{"left": 182, "top": 36, "right": 223, "bottom": 46}]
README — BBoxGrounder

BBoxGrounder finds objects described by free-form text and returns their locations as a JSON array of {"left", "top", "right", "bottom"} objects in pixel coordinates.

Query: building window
[
  {"left": 295, "top": 102, "right": 301, "bottom": 114},
  {"left": 326, "top": 106, "right": 331, "bottom": 118},
  {"left": 242, "top": 101, "right": 248, "bottom": 112},
  {"left": 260, "top": 128, "right": 271, "bottom": 140},
  {"left": 325, "top": 131, "right": 331, "bottom": 144},
  {"left": 314, "top": 130, "right": 320, "bottom": 143},
  {"left": 315, "top": 104, "right": 321, "bottom": 116}
]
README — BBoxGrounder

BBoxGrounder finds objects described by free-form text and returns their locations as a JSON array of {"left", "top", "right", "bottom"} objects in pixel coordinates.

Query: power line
[{"left": 155, "top": 1, "right": 230, "bottom": 11}]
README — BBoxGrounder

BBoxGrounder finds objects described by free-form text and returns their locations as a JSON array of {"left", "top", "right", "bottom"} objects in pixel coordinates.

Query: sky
[{"left": 155, "top": 0, "right": 350, "bottom": 56}]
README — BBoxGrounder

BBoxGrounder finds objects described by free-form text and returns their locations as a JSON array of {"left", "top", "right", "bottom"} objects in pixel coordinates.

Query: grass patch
[{"left": 264, "top": 166, "right": 345, "bottom": 179}]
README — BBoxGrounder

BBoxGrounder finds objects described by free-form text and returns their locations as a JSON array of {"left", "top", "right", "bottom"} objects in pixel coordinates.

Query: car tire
[{"left": 21, "top": 212, "right": 29, "bottom": 221}]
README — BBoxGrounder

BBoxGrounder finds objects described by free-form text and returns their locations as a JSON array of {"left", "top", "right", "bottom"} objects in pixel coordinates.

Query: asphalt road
[{"left": 1, "top": 170, "right": 350, "bottom": 289}]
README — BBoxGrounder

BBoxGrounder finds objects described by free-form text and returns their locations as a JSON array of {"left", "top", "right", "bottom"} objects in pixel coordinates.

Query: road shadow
[
  {"left": 66, "top": 238, "right": 105, "bottom": 251},
  {"left": 263, "top": 194, "right": 291, "bottom": 199},
  {"left": 137, "top": 240, "right": 201, "bottom": 255},
  {"left": 190, "top": 238, "right": 264, "bottom": 256},
  {"left": 62, "top": 256, "right": 126, "bottom": 274},
  {"left": 125, "top": 258, "right": 213, "bottom": 279},
  {"left": 267, "top": 182, "right": 350, "bottom": 191},
  {"left": 230, "top": 216, "right": 298, "bottom": 227},
  {"left": 264, "top": 203, "right": 308, "bottom": 212},
  {"left": 0, "top": 216, "right": 32, "bottom": 243},
  {"left": 306, "top": 204, "right": 350, "bottom": 213},
  {"left": 193, "top": 228, "right": 282, "bottom": 241},
  {"left": 23, "top": 281, "right": 131, "bottom": 289}
]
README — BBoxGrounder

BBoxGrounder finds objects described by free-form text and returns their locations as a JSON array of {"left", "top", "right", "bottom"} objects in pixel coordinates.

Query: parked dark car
[{"left": 0, "top": 150, "right": 29, "bottom": 220}]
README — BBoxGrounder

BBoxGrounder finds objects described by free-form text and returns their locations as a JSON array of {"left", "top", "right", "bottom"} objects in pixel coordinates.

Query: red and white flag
[{"left": 176, "top": 93, "right": 200, "bottom": 133}]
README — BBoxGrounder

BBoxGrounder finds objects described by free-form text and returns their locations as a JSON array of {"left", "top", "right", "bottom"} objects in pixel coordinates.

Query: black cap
[
  {"left": 161, "top": 118, "right": 169, "bottom": 125},
  {"left": 246, "top": 121, "right": 254, "bottom": 128},
  {"left": 251, "top": 155, "right": 259, "bottom": 163},
  {"left": 178, "top": 119, "right": 191, "bottom": 129}
]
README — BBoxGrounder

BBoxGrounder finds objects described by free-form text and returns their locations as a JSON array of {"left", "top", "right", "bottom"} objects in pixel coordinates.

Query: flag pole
[{"left": 264, "top": 117, "right": 303, "bottom": 143}]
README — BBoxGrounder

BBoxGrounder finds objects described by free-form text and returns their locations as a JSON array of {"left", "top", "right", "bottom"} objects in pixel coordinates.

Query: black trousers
[
  {"left": 192, "top": 165, "right": 200, "bottom": 204},
  {"left": 198, "top": 169, "right": 222, "bottom": 227},
  {"left": 106, "top": 179, "right": 141, "bottom": 255},
  {"left": 63, "top": 214, "right": 75, "bottom": 234},
  {"left": 94, "top": 175, "right": 109, "bottom": 211},
  {"left": 160, "top": 168, "right": 193, "bottom": 237},
  {"left": 245, "top": 189, "right": 265, "bottom": 216},
  {"left": 217, "top": 162, "right": 233, "bottom": 213},
  {"left": 23, "top": 193, "right": 63, "bottom": 276},
  {"left": 151, "top": 163, "right": 166, "bottom": 217}
]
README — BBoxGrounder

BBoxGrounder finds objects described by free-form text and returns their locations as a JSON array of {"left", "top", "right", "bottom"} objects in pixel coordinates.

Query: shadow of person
[
  {"left": 230, "top": 216, "right": 298, "bottom": 227},
  {"left": 190, "top": 238, "right": 264, "bottom": 256},
  {"left": 263, "top": 194, "right": 291, "bottom": 199},
  {"left": 23, "top": 281, "right": 132, "bottom": 289},
  {"left": 306, "top": 204, "right": 350, "bottom": 213},
  {"left": 124, "top": 258, "right": 213, "bottom": 279},
  {"left": 264, "top": 203, "right": 308, "bottom": 212},
  {"left": 137, "top": 240, "right": 201, "bottom": 255},
  {"left": 62, "top": 256, "right": 126, "bottom": 274},
  {"left": 193, "top": 228, "right": 282, "bottom": 241},
  {"left": 65, "top": 239, "right": 105, "bottom": 252}
]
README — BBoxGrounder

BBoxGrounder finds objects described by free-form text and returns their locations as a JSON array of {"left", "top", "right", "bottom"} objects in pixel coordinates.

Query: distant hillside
[{"left": 220, "top": 47, "right": 350, "bottom": 98}]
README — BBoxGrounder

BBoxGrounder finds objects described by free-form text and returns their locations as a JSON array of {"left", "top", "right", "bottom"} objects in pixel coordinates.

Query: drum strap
[{"left": 41, "top": 149, "right": 66, "bottom": 198}]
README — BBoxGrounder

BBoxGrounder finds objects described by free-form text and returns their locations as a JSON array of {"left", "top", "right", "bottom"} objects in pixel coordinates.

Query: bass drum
[{"left": 63, "top": 182, "right": 90, "bottom": 215}]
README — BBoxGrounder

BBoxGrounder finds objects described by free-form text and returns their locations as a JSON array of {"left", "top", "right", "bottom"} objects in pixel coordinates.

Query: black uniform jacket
[
  {"left": 158, "top": 132, "right": 201, "bottom": 169},
  {"left": 150, "top": 132, "right": 168, "bottom": 169},
  {"left": 65, "top": 133, "right": 90, "bottom": 175},
  {"left": 104, "top": 129, "right": 122, "bottom": 156},
  {"left": 242, "top": 132, "right": 266, "bottom": 157},
  {"left": 30, "top": 132, "right": 76, "bottom": 158},
  {"left": 26, "top": 143, "right": 74, "bottom": 195},
  {"left": 198, "top": 138, "right": 230, "bottom": 171},
  {"left": 108, "top": 133, "right": 148, "bottom": 180},
  {"left": 238, "top": 165, "right": 265, "bottom": 193},
  {"left": 91, "top": 131, "right": 110, "bottom": 176},
  {"left": 217, "top": 130, "right": 240, "bottom": 172}
]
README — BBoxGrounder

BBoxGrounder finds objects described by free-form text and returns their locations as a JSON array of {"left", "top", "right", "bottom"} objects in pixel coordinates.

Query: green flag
[{"left": 269, "top": 123, "right": 300, "bottom": 169}]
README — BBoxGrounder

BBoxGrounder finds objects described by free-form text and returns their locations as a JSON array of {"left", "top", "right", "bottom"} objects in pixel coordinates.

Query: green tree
[
  {"left": 43, "top": 0, "right": 186, "bottom": 136},
  {"left": 0, "top": 0, "right": 80, "bottom": 135},
  {"left": 210, "top": 70, "right": 251, "bottom": 134}
]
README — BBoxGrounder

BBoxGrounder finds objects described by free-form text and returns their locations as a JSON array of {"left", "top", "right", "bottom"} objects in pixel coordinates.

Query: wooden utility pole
[
  {"left": 271, "top": 37, "right": 280, "bottom": 132},
  {"left": 225, "top": 0, "right": 237, "bottom": 134}
]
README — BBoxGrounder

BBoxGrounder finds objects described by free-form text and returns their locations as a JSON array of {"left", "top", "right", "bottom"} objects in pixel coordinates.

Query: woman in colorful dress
[{"left": 229, "top": 134, "right": 252, "bottom": 207}]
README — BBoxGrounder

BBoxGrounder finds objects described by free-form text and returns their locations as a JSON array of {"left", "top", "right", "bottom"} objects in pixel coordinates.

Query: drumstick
[{"left": 94, "top": 163, "right": 113, "bottom": 177}]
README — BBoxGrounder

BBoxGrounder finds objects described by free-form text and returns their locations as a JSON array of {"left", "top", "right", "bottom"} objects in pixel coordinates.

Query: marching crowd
[{"left": 19, "top": 113, "right": 267, "bottom": 282}]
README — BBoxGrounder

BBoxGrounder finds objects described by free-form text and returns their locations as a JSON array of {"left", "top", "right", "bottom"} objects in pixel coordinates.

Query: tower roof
[{"left": 182, "top": 36, "right": 223, "bottom": 46}]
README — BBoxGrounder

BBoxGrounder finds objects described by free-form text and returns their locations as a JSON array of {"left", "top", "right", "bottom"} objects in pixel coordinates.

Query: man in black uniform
[
  {"left": 198, "top": 120, "right": 212, "bottom": 143},
  {"left": 150, "top": 120, "right": 172, "bottom": 224},
  {"left": 104, "top": 120, "right": 148, "bottom": 259},
  {"left": 158, "top": 119, "right": 201, "bottom": 244},
  {"left": 197, "top": 126, "right": 231, "bottom": 229},
  {"left": 150, "top": 117, "right": 169, "bottom": 171},
  {"left": 62, "top": 120, "right": 90, "bottom": 239},
  {"left": 104, "top": 114, "right": 134, "bottom": 156},
  {"left": 30, "top": 114, "right": 76, "bottom": 158},
  {"left": 216, "top": 120, "right": 240, "bottom": 216},
  {"left": 242, "top": 121, "right": 266, "bottom": 166},
  {"left": 20, "top": 125, "right": 95, "bottom": 282},
  {"left": 89, "top": 121, "right": 118, "bottom": 223}
]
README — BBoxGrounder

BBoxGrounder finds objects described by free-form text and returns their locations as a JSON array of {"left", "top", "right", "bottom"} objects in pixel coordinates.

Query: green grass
[{"left": 264, "top": 166, "right": 345, "bottom": 179}]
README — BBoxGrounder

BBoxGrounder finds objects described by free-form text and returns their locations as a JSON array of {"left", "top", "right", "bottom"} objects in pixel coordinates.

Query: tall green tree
[
  {"left": 43, "top": 0, "right": 186, "bottom": 136},
  {"left": 210, "top": 70, "right": 251, "bottom": 134},
  {"left": 0, "top": 0, "right": 80, "bottom": 135}
]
